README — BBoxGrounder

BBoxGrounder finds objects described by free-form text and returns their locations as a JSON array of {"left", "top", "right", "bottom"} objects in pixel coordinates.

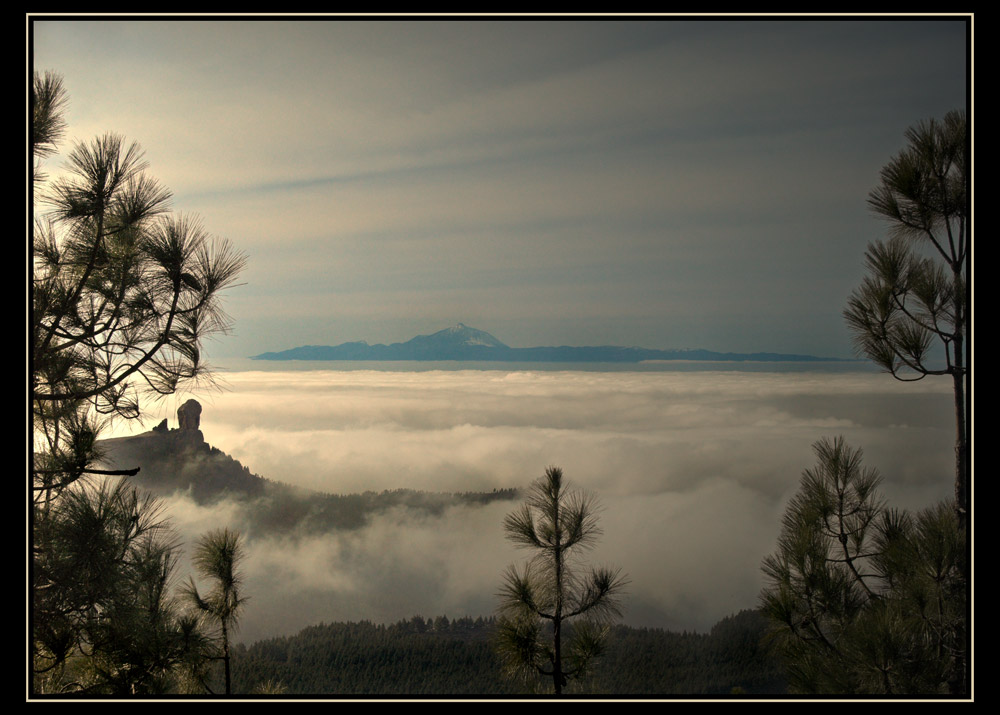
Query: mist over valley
[{"left": 102, "top": 365, "right": 955, "bottom": 645}]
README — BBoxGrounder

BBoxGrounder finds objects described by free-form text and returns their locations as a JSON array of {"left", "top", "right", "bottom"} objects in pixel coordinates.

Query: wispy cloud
[{"left": 32, "top": 19, "right": 967, "bottom": 358}]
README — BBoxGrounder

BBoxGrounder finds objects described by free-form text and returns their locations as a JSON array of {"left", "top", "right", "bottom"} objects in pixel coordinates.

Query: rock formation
[{"left": 177, "top": 399, "right": 202, "bottom": 431}]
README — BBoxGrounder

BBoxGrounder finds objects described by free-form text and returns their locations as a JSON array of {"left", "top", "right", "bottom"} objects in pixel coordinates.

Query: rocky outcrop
[
  {"left": 95, "top": 401, "right": 521, "bottom": 537},
  {"left": 177, "top": 399, "right": 202, "bottom": 431},
  {"left": 97, "top": 400, "right": 266, "bottom": 503}
]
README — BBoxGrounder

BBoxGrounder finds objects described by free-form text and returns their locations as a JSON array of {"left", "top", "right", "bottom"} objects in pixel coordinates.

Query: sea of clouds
[{"left": 133, "top": 366, "right": 956, "bottom": 644}]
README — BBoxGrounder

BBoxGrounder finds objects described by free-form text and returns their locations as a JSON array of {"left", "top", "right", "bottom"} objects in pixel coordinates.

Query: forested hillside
[{"left": 231, "top": 609, "right": 785, "bottom": 696}]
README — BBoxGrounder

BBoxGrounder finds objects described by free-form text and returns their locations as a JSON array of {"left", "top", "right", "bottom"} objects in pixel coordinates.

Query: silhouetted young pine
[
  {"left": 31, "top": 70, "right": 246, "bottom": 694},
  {"left": 33, "top": 476, "right": 211, "bottom": 694},
  {"left": 184, "top": 528, "right": 248, "bottom": 695},
  {"left": 496, "top": 466, "right": 627, "bottom": 695},
  {"left": 760, "top": 437, "right": 965, "bottom": 695},
  {"left": 843, "top": 110, "right": 968, "bottom": 535}
]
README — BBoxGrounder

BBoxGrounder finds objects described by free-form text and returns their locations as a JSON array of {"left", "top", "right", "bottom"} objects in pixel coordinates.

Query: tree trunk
[
  {"left": 952, "top": 355, "right": 967, "bottom": 535},
  {"left": 222, "top": 620, "right": 231, "bottom": 695},
  {"left": 949, "top": 261, "right": 968, "bottom": 697},
  {"left": 553, "top": 617, "right": 562, "bottom": 695},
  {"left": 552, "top": 479, "right": 563, "bottom": 695}
]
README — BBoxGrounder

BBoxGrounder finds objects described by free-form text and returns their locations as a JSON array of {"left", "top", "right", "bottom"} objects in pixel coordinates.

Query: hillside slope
[{"left": 97, "top": 399, "right": 518, "bottom": 537}]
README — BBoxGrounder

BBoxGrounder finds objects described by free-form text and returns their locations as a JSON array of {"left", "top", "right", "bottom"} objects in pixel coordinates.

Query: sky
[
  {"left": 146, "top": 366, "right": 956, "bottom": 643},
  {"left": 30, "top": 16, "right": 969, "bottom": 359}
]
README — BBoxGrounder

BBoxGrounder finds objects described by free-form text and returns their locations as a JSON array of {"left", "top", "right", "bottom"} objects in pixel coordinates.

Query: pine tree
[
  {"left": 31, "top": 70, "right": 246, "bottom": 694},
  {"left": 842, "top": 111, "right": 969, "bottom": 693},
  {"left": 32, "top": 478, "right": 206, "bottom": 694},
  {"left": 184, "top": 528, "right": 248, "bottom": 695},
  {"left": 32, "top": 69, "right": 246, "bottom": 504},
  {"left": 760, "top": 437, "right": 965, "bottom": 694},
  {"left": 495, "top": 466, "right": 627, "bottom": 694},
  {"left": 844, "top": 110, "right": 968, "bottom": 533}
]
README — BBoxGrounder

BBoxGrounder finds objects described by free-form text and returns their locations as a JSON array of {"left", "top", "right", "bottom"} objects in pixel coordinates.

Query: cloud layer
[{"left": 128, "top": 366, "right": 957, "bottom": 643}]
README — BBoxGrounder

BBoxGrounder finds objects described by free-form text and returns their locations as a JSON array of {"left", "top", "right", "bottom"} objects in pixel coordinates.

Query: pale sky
[{"left": 30, "top": 16, "right": 969, "bottom": 359}]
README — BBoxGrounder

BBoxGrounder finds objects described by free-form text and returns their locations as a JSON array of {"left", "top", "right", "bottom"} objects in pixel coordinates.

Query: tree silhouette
[
  {"left": 184, "top": 528, "right": 248, "bottom": 695},
  {"left": 32, "top": 477, "right": 211, "bottom": 694},
  {"left": 844, "top": 110, "right": 968, "bottom": 534},
  {"left": 842, "top": 111, "right": 969, "bottom": 694},
  {"left": 32, "top": 70, "right": 246, "bottom": 504},
  {"left": 495, "top": 466, "right": 627, "bottom": 694},
  {"left": 760, "top": 437, "right": 964, "bottom": 694},
  {"left": 31, "top": 70, "right": 246, "bottom": 693}
]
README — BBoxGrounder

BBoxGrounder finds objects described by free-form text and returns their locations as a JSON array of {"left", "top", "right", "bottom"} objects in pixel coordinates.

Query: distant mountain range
[{"left": 251, "top": 323, "right": 847, "bottom": 363}]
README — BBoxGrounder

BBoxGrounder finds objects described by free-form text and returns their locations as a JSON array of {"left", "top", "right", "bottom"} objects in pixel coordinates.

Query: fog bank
[{"left": 128, "top": 368, "right": 955, "bottom": 643}]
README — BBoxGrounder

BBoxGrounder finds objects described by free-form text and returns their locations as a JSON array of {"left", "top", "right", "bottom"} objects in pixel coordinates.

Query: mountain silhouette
[{"left": 251, "top": 323, "right": 847, "bottom": 362}]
